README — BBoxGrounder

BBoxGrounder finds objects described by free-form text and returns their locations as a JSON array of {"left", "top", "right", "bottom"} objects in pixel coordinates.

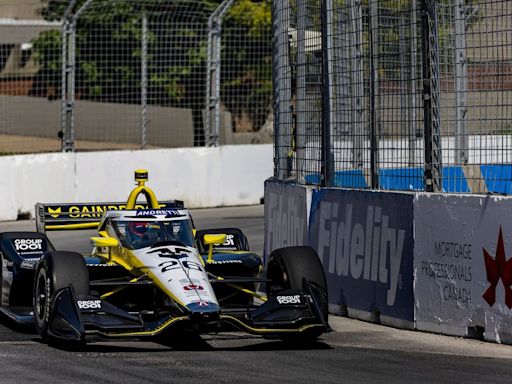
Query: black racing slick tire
[
  {"left": 33, "top": 251, "right": 89, "bottom": 341},
  {"left": 266, "top": 246, "right": 328, "bottom": 322}
]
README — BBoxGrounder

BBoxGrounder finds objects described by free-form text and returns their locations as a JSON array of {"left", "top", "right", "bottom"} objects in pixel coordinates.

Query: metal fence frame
[
  {"left": 61, "top": 0, "right": 219, "bottom": 151},
  {"left": 0, "top": 0, "right": 273, "bottom": 154},
  {"left": 272, "top": 0, "right": 512, "bottom": 195}
]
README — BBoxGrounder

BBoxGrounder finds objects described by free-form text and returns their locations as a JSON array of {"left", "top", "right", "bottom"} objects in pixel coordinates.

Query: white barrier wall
[
  {"left": 414, "top": 193, "right": 512, "bottom": 343},
  {"left": 0, "top": 145, "right": 272, "bottom": 220}
]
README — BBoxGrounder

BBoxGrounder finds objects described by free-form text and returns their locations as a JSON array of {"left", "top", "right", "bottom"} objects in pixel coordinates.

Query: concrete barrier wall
[
  {"left": 263, "top": 180, "right": 311, "bottom": 262},
  {"left": 309, "top": 187, "right": 414, "bottom": 329},
  {"left": 264, "top": 179, "right": 512, "bottom": 344},
  {"left": 414, "top": 193, "right": 512, "bottom": 343},
  {"left": 0, "top": 144, "right": 272, "bottom": 220}
]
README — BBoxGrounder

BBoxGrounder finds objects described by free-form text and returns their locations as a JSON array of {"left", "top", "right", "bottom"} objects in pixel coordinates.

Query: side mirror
[
  {"left": 203, "top": 234, "right": 227, "bottom": 263},
  {"left": 91, "top": 236, "right": 119, "bottom": 248}
]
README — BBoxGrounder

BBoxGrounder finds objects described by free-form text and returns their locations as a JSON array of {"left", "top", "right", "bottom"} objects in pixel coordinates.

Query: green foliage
[
  {"left": 32, "top": 29, "right": 61, "bottom": 70},
  {"left": 30, "top": 29, "right": 62, "bottom": 97},
  {"left": 33, "top": 0, "right": 273, "bottom": 135},
  {"left": 222, "top": 0, "right": 272, "bottom": 131},
  {"left": 227, "top": 0, "right": 271, "bottom": 38}
]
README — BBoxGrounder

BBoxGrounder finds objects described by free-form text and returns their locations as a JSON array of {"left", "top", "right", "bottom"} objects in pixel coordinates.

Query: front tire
[
  {"left": 33, "top": 251, "right": 89, "bottom": 341},
  {"left": 266, "top": 246, "right": 328, "bottom": 340}
]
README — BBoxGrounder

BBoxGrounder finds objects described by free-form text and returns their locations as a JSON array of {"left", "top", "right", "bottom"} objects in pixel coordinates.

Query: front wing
[{"left": 47, "top": 286, "right": 329, "bottom": 342}]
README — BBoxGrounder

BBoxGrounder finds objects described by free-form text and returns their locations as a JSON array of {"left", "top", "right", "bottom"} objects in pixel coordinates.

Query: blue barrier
[
  {"left": 442, "top": 166, "right": 470, "bottom": 193},
  {"left": 305, "top": 164, "right": 510, "bottom": 194},
  {"left": 379, "top": 168, "right": 423, "bottom": 191},
  {"left": 481, "top": 164, "right": 512, "bottom": 194}
]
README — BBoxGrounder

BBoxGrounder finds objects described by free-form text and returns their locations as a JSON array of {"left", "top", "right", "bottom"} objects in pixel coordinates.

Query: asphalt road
[{"left": 0, "top": 205, "right": 511, "bottom": 384}]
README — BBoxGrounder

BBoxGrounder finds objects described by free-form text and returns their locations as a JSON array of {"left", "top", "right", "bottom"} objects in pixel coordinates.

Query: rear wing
[{"left": 35, "top": 200, "right": 184, "bottom": 233}]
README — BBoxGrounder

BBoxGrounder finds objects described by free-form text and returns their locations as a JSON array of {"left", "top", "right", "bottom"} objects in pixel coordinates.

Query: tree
[
  {"left": 222, "top": 0, "right": 272, "bottom": 132},
  {"left": 33, "top": 0, "right": 274, "bottom": 144}
]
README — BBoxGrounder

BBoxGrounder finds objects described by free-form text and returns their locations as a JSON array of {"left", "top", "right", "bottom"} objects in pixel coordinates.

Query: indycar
[{"left": 0, "top": 170, "right": 329, "bottom": 347}]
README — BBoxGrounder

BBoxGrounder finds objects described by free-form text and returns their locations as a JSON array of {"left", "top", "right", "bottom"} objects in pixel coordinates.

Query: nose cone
[{"left": 186, "top": 301, "right": 221, "bottom": 314}]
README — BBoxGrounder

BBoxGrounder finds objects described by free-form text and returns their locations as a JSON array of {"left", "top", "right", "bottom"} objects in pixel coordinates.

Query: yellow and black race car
[{"left": 0, "top": 170, "right": 329, "bottom": 347}]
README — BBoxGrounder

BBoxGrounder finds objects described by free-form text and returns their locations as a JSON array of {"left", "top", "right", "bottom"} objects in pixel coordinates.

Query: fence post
[
  {"left": 205, "top": 0, "right": 235, "bottom": 147},
  {"left": 321, "top": 0, "right": 334, "bottom": 186},
  {"left": 61, "top": 0, "right": 77, "bottom": 152},
  {"left": 296, "top": 0, "right": 307, "bottom": 182},
  {"left": 272, "top": 0, "right": 293, "bottom": 180},
  {"left": 61, "top": 0, "right": 95, "bottom": 152},
  {"left": 140, "top": 11, "right": 148, "bottom": 150},
  {"left": 409, "top": 0, "right": 419, "bottom": 166},
  {"left": 368, "top": 0, "right": 380, "bottom": 188},
  {"left": 349, "top": 0, "right": 364, "bottom": 169},
  {"left": 454, "top": 0, "right": 468, "bottom": 164},
  {"left": 421, "top": 0, "right": 442, "bottom": 192},
  {"left": 400, "top": 14, "right": 409, "bottom": 148}
]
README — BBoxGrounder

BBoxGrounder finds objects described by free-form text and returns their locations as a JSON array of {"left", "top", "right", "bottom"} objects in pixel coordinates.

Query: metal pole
[
  {"left": 205, "top": 15, "right": 214, "bottom": 145},
  {"left": 273, "top": 0, "right": 293, "bottom": 179},
  {"left": 321, "top": 0, "right": 334, "bottom": 186},
  {"left": 421, "top": 0, "right": 433, "bottom": 192},
  {"left": 61, "top": 2, "right": 76, "bottom": 152},
  {"left": 60, "top": 18, "right": 70, "bottom": 152},
  {"left": 368, "top": 0, "right": 380, "bottom": 188},
  {"left": 400, "top": 16, "right": 408, "bottom": 147},
  {"left": 409, "top": 0, "right": 419, "bottom": 166},
  {"left": 421, "top": 0, "right": 442, "bottom": 192},
  {"left": 141, "top": 12, "right": 148, "bottom": 149},
  {"left": 212, "top": 13, "right": 222, "bottom": 146},
  {"left": 296, "top": 0, "right": 306, "bottom": 182},
  {"left": 350, "top": 0, "right": 364, "bottom": 169},
  {"left": 60, "top": 0, "right": 76, "bottom": 152},
  {"left": 60, "top": 0, "right": 94, "bottom": 152},
  {"left": 205, "top": 0, "right": 235, "bottom": 147},
  {"left": 454, "top": 0, "right": 468, "bottom": 164},
  {"left": 61, "top": 20, "right": 76, "bottom": 152},
  {"left": 429, "top": 0, "right": 442, "bottom": 191}
]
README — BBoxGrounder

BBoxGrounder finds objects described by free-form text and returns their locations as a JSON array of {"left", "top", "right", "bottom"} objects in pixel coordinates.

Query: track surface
[{"left": 0, "top": 205, "right": 511, "bottom": 384}]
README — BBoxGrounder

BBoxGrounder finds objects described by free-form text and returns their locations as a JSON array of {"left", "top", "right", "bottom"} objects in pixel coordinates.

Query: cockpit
[{"left": 111, "top": 218, "right": 195, "bottom": 250}]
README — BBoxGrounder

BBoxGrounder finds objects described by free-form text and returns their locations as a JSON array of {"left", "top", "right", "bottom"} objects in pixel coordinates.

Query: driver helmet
[{"left": 128, "top": 222, "right": 149, "bottom": 238}]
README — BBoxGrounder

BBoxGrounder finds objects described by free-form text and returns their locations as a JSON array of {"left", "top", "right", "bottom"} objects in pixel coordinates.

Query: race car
[{"left": 0, "top": 170, "right": 329, "bottom": 347}]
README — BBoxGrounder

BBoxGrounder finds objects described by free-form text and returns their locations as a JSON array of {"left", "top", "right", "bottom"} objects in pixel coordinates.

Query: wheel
[
  {"left": 33, "top": 251, "right": 89, "bottom": 341},
  {"left": 266, "top": 246, "right": 328, "bottom": 328}
]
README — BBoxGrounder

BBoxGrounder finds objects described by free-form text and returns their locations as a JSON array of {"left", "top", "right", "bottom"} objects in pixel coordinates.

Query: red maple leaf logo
[{"left": 483, "top": 227, "right": 512, "bottom": 309}]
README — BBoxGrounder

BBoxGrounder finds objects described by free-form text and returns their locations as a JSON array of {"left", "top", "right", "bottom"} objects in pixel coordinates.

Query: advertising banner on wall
[
  {"left": 263, "top": 179, "right": 310, "bottom": 262},
  {"left": 414, "top": 194, "right": 512, "bottom": 342},
  {"left": 309, "top": 189, "right": 414, "bottom": 322}
]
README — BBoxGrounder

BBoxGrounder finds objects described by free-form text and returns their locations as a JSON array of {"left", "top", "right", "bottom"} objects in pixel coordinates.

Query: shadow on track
[
  {"left": 32, "top": 332, "right": 332, "bottom": 353},
  {"left": 0, "top": 314, "right": 37, "bottom": 343}
]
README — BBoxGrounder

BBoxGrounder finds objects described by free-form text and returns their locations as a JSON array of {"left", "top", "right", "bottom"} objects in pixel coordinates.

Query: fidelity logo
[
  {"left": 483, "top": 227, "right": 512, "bottom": 309},
  {"left": 316, "top": 203, "right": 406, "bottom": 306}
]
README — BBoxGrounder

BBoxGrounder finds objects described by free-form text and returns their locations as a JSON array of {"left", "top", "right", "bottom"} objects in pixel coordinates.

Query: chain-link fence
[
  {"left": 0, "top": 17, "right": 62, "bottom": 153},
  {"left": 0, "top": 0, "right": 272, "bottom": 153},
  {"left": 219, "top": 1, "right": 273, "bottom": 144},
  {"left": 273, "top": 0, "right": 512, "bottom": 195}
]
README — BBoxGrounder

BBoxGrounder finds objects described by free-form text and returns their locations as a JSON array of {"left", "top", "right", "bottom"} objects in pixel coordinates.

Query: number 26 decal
[{"left": 159, "top": 260, "right": 203, "bottom": 273}]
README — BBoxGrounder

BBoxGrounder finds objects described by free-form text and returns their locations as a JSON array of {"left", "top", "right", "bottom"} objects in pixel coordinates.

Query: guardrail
[{"left": 265, "top": 179, "right": 512, "bottom": 343}]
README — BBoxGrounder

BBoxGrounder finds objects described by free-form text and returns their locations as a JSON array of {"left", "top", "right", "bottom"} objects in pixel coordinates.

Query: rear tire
[
  {"left": 266, "top": 246, "right": 328, "bottom": 340},
  {"left": 33, "top": 251, "right": 89, "bottom": 342}
]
